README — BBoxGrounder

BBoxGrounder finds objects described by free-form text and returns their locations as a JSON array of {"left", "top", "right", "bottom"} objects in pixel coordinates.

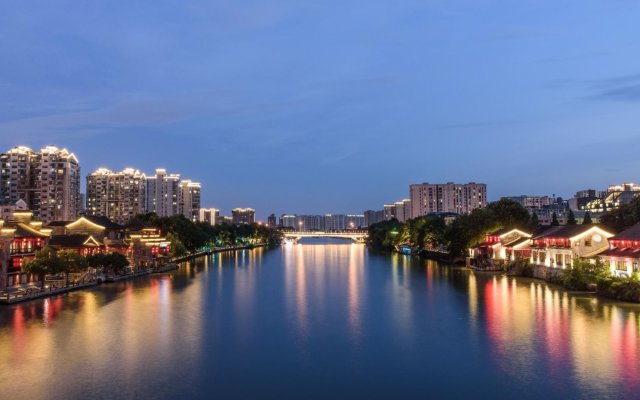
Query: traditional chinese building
[
  {"left": 46, "top": 215, "right": 128, "bottom": 255},
  {"left": 128, "top": 227, "right": 172, "bottom": 269},
  {"left": 0, "top": 210, "right": 52, "bottom": 289},
  {"left": 530, "top": 225, "right": 613, "bottom": 270},
  {"left": 470, "top": 228, "right": 533, "bottom": 265},
  {"left": 599, "top": 223, "right": 640, "bottom": 277}
]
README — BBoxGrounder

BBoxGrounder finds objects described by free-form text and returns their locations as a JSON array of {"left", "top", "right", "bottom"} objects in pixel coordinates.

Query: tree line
[
  {"left": 23, "top": 248, "right": 128, "bottom": 289},
  {"left": 128, "top": 213, "right": 283, "bottom": 257}
]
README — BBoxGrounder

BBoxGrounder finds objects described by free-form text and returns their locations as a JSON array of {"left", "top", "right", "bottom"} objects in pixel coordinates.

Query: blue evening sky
[{"left": 1, "top": 1, "right": 639, "bottom": 219}]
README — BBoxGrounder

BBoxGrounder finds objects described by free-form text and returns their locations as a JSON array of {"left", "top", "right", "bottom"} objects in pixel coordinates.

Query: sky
[{"left": 1, "top": 1, "right": 639, "bottom": 219}]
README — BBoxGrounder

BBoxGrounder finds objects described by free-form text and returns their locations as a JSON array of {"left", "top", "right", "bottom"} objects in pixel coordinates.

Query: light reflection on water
[{"left": 0, "top": 243, "right": 638, "bottom": 399}]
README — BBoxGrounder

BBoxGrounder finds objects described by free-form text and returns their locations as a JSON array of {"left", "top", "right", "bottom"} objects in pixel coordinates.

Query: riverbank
[
  {"left": 1, "top": 243, "right": 273, "bottom": 305},
  {"left": 171, "top": 243, "right": 268, "bottom": 263},
  {"left": 0, "top": 280, "right": 99, "bottom": 305},
  {"left": 384, "top": 246, "right": 640, "bottom": 304}
]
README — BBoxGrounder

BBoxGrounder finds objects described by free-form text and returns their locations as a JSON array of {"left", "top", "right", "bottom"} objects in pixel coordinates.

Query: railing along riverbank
[{"left": 1, "top": 243, "right": 272, "bottom": 305}]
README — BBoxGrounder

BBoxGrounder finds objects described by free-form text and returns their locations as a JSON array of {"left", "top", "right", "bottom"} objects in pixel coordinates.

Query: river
[{"left": 0, "top": 240, "right": 639, "bottom": 399}]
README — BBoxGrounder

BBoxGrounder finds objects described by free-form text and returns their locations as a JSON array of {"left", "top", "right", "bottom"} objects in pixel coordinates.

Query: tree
[
  {"left": 530, "top": 213, "right": 540, "bottom": 230},
  {"left": 567, "top": 210, "right": 577, "bottom": 225},
  {"left": 22, "top": 246, "right": 64, "bottom": 289},
  {"left": 88, "top": 252, "right": 129, "bottom": 276},
  {"left": 551, "top": 212, "right": 560, "bottom": 226},
  {"left": 486, "top": 199, "right": 532, "bottom": 228},
  {"left": 57, "top": 250, "right": 88, "bottom": 286},
  {"left": 600, "top": 196, "right": 640, "bottom": 231},
  {"left": 582, "top": 212, "right": 593, "bottom": 225}
]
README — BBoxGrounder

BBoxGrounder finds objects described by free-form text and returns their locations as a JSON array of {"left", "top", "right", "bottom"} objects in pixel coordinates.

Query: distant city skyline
[{"left": 2, "top": 1, "right": 640, "bottom": 218}]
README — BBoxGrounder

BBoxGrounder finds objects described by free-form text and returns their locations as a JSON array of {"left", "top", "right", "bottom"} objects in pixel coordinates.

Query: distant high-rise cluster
[
  {"left": 87, "top": 167, "right": 201, "bottom": 224},
  {"left": 0, "top": 146, "right": 81, "bottom": 223},
  {"left": 363, "top": 182, "right": 488, "bottom": 228},
  {"left": 409, "top": 182, "right": 487, "bottom": 217},
  {"left": 278, "top": 214, "right": 365, "bottom": 230},
  {"left": 0, "top": 145, "right": 206, "bottom": 225}
]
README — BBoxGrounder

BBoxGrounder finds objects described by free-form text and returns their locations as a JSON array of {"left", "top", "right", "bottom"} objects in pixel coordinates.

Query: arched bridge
[{"left": 283, "top": 230, "right": 368, "bottom": 243}]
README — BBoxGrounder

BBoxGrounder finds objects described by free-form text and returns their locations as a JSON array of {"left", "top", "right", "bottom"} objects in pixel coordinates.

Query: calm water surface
[{"left": 1, "top": 241, "right": 640, "bottom": 399}]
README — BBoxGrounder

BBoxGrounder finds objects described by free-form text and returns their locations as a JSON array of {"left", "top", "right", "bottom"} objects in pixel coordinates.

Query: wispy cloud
[{"left": 587, "top": 73, "right": 640, "bottom": 101}]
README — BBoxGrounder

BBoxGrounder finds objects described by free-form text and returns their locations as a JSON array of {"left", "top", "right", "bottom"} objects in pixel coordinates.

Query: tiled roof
[
  {"left": 505, "top": 237, "right": 530, "bottom": 248},
  {"left": 82, "top": 215, "right": 125, "bottom": 230},
  {"left": 46, "top": 221, "right": 73, "bottom": 227},
  {"left": 610, "top": 224, "right": 640, "bottom": 241},
  {"left": 5, "top": 222, "right": 51, "bottom": 238},
  {"left": 532, "top": 224, "right": 605, "bottom": 240},
  {"left": 600, "top": 248, "right": 640, "bottom": 258},
  {"left": 49, "top": 234, "right": 101, "bottom": 248}
]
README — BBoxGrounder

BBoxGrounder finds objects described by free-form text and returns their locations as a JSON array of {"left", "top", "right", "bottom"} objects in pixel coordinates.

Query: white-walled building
[{"left": 530, "top": 225, "right": 614, "bottom": 270}]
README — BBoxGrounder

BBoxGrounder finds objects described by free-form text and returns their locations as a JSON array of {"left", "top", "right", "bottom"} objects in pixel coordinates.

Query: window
[
  {"left": 634, "top": 262, "right": 639, "bottom": 273},
  {"left": 556, "top": 254, "right": 563, "bottom": 266},
  {"left": 616, "top": 261, "right": 627, "bottom": 271},
  {"left": 584, "top": 239, "right": 592, "bottom": 247}
]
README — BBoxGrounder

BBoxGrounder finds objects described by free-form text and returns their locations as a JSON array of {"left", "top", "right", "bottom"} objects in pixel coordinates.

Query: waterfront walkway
[{"left": 1, "top": 243, "right": 269, "bottom": 305}]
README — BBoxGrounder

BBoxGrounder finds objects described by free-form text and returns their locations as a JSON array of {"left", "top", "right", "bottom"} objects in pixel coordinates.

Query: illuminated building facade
[
  {"left": 232, "top": 208, "right": 255, "bottom": 225},
  {"left": 0, "top": 145, "right": 81, "bottom": 223},
  {"left": 410, "top": 182, "right": 487, "bottom": 217},
  {"left": 0, "top": 209, "right": 52, "bottom": 289},
  {"left": 86, "top": 168, "right": 146, "bottom": 225},
  {"left": 178, "top": 180, "right": 201, "bottom": 222},
  {"left": 394, "top": 199, "right": 412, "bottom": 222},
  {"left": 600, "top": 224, "right": 640, "bottom": 278},
  {"left": 530, "top": 225, "right": 613, "bottom": 270},
  {"left": 198, "top": 208, "right": 219, "bottom": 225}
]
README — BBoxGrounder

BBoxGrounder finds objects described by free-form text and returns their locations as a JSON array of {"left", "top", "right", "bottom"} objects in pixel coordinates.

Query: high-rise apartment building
[
  {"left": 394, "top": 199, "right": 412, "bottom": 222},
  {"left": 198, "top": 208, "right": 219, "bottom": 225},
  {"left": 145, "top": 169, "right": 180, "bottom": 217},
  {"left": 383, "top": 204, "right": 396, "bottom": 221},
  {"left": 364, "top": 210, "right": 385, "bottom": 227},
  {"left": 178, "top": 180, "right": 201, "bottom": 222},
  {"left": 267, "top": 214, "right": 277, "bottom": 228},
  {"left": 346, "top": 214, "right": 365, "bottom": 229},
  {"left": 280, "top": 214, "right": 297, "bottom": 229},
  {"left": 86, "top": 168, "right": 146, "bottom": 224},
  {"left": 410, "top": 182, "right": 487, "bottom": 217},
  {"left": 0, "top": 145, "right": 80, "bottom": 223},
  {"left": 232, "top": 208, "right": 255, "bottom": 225}
]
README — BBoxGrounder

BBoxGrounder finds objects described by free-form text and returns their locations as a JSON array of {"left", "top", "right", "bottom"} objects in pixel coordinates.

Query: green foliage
[
  {"left": 128, "top": 213, "right": 282, "bottom": 253},
  {"left": 598, "top": 274, "right": 640, "bottom": 303},
  {"left": 87, "top": 252, "right": 129, "bottom": 275},
  {"left": 562, "top": 257, "right": 609, "bottom": 290},
  {"left": 530, "top": 213, "right": 540, "bottom": 230},
  {"left": 567, "top": 210, "right": 577, "bottom": 225},
  {"left": 22, "top": 246, "right": 65, "bottom": 288},
  {"left": 551, "top": 212, "right": 560, "bottom": 226},
  {"left": 445, "top": 199, "right": 532, "bottom": 258},
  {"left": 368, "top": 199, "right": 532, "bottom": 259},
  {"left": 57, "top": 250, "right": 89, "bottom": 285},
  {"left": 582, "top": 212, "right": 592, "bottom": 225},
  {"left": 600, "top": 196, "right": 640, "bottom": 231},
  {"left": 507, "top": 259, "right": 533, "bottom": 277},
  {"left": 367, "top": 219, "right": 402, "bottom": 251}
]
